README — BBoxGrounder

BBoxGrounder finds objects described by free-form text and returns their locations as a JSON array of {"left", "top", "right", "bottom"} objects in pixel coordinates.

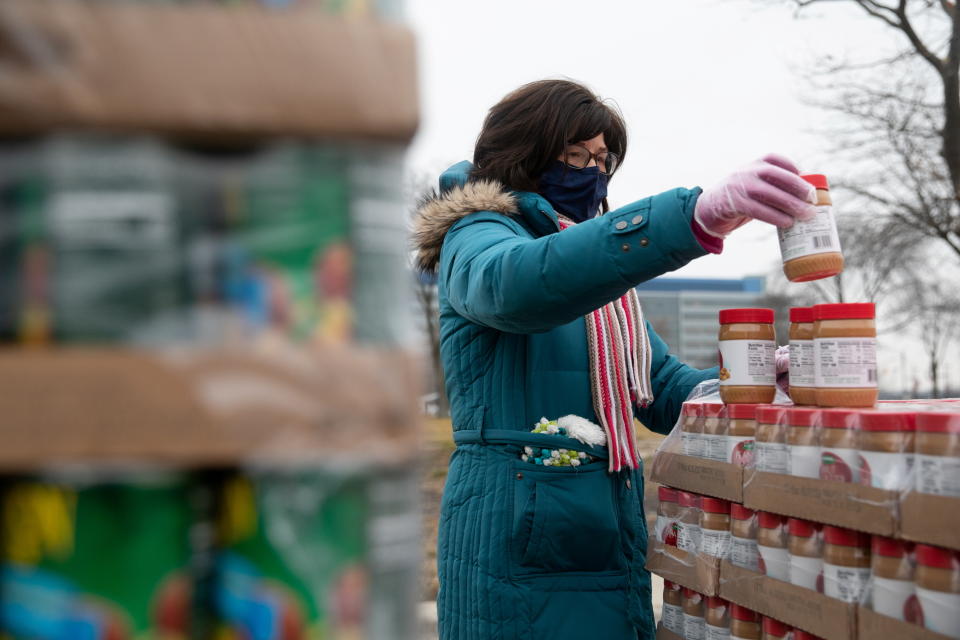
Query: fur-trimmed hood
[{"left": 412, "top": 166, "right": 518, "bottom": 273}]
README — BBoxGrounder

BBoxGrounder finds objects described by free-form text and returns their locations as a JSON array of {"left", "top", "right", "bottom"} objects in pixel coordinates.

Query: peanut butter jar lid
[
  {"left": 762, "top": 617, "right": 792, "bottom": 635},
  {"left": 790, "top": 306, "right": 815, "bottom": 323},
  {"left": 682, "top": 402, "right": 702, "bottom": 417},
  {"left": 728, "top": 404, "right": 760, "bottom": 419},
  {"left": 659, "top": 486, "right": 679, "bottom": 503},
  {"left": 788, "top": 517, "right": 820, "bottom": 538},
  {"left": 813, "top": 302, "right": 875, "bottom": 320},
  {"left": 731, "top": 503, "right": 756, "bottom": 520},
  {"left": 859, "top": 410, "right": 915, "bottom": 432},
  {"left": 706, "top": 596, "right": 728, "bottom": 608},
  {"left": 679, "top": 491, "right": 701, "bottom": 508},
  {"left": 683, "top": 587, "right": 703, "bottom": 599},
  {"left": 820, "top": 409, "right": 859, "bottom": 430},
  {"left": 916, "top": 411, "right": 960, "bottom": 434},
  {"left": 664, "top": 579, "right": 679, "bottom": 590},
  {"left": 786, "top": 407, "right": 820, "bottom": 427},
  {"left": 794, "top": 631, "right": 825, "bottom": 640},
  {"left": 702, "top": 402, "right": 726, "bottom": 418},
  {"left": 730, "top": 603, "right": 759, "bottom": 622},
  {"left": 872, "top": 535, "right": 911, "bottom": 558},
  {"left": 916, "top": 544, "right": 960, "bottom": 569},
  {"left": 824, "top": 525, "right": 870, "bottom": 548},
  {"left": 701, "top": 497, "right": 731, "bottom": 514},
  {"left": 756, "top": 405, "right": 787, "bottom": 425},
  {"left": 758, "top": 511, "right": 786, "bottom": 529},
  {"left": 801, "top": 174, "right": 829, "bottom": 190},
  {"left": 719, "top": 308, "right": 775, "bottom": 325}
]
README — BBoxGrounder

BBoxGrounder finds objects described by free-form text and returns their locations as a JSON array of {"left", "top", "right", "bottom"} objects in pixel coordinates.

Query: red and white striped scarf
[{"left": 558, "top": 217, "right": 654, "bottom": 471}]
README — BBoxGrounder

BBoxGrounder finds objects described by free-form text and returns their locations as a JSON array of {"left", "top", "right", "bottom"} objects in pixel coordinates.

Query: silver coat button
[
  {"left": 632, "top": 215, "right": 643, "bottom": 225},
  {"left": 615, "top": 221, "right": 628, "bottom": 230}
]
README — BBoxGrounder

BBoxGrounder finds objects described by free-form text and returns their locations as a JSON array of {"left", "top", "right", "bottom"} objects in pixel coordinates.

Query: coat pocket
[{"left": 511, "top": 461, "right": 623, "bottom": 575}]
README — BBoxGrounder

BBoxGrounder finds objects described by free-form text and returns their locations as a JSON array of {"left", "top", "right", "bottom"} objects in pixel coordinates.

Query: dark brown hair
[{"left": 471, "top": 79, "right": 627, "bottom": 198}]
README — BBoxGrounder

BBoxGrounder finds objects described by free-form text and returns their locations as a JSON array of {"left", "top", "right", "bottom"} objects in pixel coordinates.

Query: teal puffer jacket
[{"left": 415, "top": 162, "right": 719, "bottom": 639}]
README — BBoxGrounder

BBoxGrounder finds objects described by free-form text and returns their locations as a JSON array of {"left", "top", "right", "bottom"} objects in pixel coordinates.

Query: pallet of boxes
[
  {"left": 0, "top": 2, "right": 421, "bottom": 639},
  {"left": 645, "top": 175, "right": 959, "bottom": 640}
]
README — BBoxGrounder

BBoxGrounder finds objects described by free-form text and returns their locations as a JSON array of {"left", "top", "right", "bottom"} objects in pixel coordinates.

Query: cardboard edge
[
  {"left": 856, "top": 605, "right": 954, "bottom": 640},
  {"left": 645, "top": 537, "right": 720, "bottom": 596},
  {"left": 719, "top": 560, "right": 855, "bottom": 640},
  {"left": 650, "top": 451, "right": 744, "bottom": 502},
  {"left": 899, "top": 493, "right": 960, "bottom": 551},
  {"left": 655, "top": 623, "right": 683, "bottom": 640},
  {"left": 743, "top": 470, "right": 897, "bottom": 536}
]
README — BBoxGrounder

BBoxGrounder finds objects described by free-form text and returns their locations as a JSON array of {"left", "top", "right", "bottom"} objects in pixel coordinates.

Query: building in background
[{"left": 636, "top": 276, "right": 767, "bottom": 370}]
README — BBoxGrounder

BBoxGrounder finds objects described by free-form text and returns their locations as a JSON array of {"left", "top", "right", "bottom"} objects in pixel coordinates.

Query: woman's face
[{"left": 558, "top": 133, "right": 612, "bottom": 173}]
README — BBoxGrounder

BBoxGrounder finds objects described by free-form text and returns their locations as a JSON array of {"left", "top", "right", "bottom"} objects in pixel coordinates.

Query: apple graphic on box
[
  {"left": 819, "top": 451, "right": 853, "bottom": 482},
  {"left": 731, "top": 440, "right": 754, "bottom": 467}
]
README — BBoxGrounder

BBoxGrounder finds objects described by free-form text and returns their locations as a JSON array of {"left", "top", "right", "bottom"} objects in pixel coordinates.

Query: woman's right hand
[{"left": 693, "top": 153, "right": 819, "bottom": 238}]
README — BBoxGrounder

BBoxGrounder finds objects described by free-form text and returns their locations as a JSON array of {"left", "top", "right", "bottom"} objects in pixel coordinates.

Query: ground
[{"left": 418, "top": 418, "right": 668, "bottom": 633}]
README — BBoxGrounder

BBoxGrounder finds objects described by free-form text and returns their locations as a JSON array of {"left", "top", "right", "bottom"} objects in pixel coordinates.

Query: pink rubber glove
[
  {"left": 775, "top": 345, "right": 790, "bottom": 395},
  {"left": 694, "top": 154, "right": 819, "bottom": 238}
]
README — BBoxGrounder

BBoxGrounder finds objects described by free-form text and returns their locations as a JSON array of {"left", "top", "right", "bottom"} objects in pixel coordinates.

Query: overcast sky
[{"left": 404, "top": 0, "right": 898, "bottom": 280}]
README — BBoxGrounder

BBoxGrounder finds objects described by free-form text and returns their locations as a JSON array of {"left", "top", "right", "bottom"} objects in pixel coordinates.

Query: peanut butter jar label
[
  {"left": 726, "top": 436, "right": 756, "bottom": 467},
  {"left": 757, "top": 442, "right": 789, "bottom": 474},
  {"left": 858, "top": 451, "right": 912, "bottom": 491},
  {"left": 758, "top": 545, "right": 791, "bottom": 581},
  {"left": 916, "top": 454, "right": 960, "bottom": 497},
  {"left": 719, "top": 340, "right": 776, "bottom": 386},
  {"left": 730, "top": 536, "right": 760, "bottom": 572},
  {"left": 683, "top": 432, "right": 706, "bottom": 458},
  {"left": 916, "top": 586, "right": 960, "bottom": 636},
  {"left": 823, "top": 563, "right": 870, "bottom": 603},
  {"left": 778, "top": 204, "right": 842, "bottom": 262},
  {"left": 683, "top": 614, "right": 706, "bottom": 640},
  {"left": 662, "top": 603, "right": 684, "bottom": 634},
  {"left": 815, "top": 337, "right": 878, "bottom": 388},
  {"left": 820, "top": 448, "right": 860, "bottom": 483},
  {"left": 678, "top": 523, "right": 702, "bottom": 553},
  {"left": 789, "top": 339, "right": 816, "bottom": 387},
  {"left": 701, "top": 529, "right": 731, "bottom": 558},
  {"left": 789, "top": 555, "right": 824, "bottom": 591},
  {"left": 789, "top": 444, "right": 821, "bottom": 479},
  {"left": 873, "top": 576, "right": 919, "bottom": 623},
  {"left": 702, "top": 434, "right": 728, "bottom": 462},
  {"left": 706, "top": 623, "right": 731, "bottom": 640}
]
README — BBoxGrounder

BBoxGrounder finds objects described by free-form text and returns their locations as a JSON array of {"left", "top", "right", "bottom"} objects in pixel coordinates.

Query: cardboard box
[
  {"left": 650, "top": 451, "right": 744, "bottom": 502},
  {"left": 655, "top": 623, "right": 683, "bottom": 640},
  {"left": 899, "top": 493, "right": 960, "bottom": 551},
  {"left": 0, "top": 346, "right": 420, "bottom": 470},
  {"left": 742, "top": 470, "right": 897, "bottom": 536},
  {"left": 719, "top": 560, "right": 856, "bottom": 640},
  {"left": 645, "top": 537, "right": 720, "bottom": 596},
  {"left": 0, "top": 0, "right": 418, "bottom": 142},
  {"left": 857, "top": 606, "right": 954, "bottom": 640}
]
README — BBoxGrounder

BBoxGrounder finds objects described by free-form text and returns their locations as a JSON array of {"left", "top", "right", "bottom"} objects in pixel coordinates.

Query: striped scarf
[{"left": 558, "top": 217, "right": 654, "bottom": 471}]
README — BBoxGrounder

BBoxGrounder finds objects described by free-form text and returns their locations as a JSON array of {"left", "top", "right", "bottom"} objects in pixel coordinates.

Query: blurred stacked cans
[{"left": 0, "top": 0, "right": 420, "bottom": 638}]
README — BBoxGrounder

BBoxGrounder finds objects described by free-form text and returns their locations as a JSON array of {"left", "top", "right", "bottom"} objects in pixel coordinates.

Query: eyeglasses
[{"left": 562, "top": 143, "right": 619, "bottom": 175}]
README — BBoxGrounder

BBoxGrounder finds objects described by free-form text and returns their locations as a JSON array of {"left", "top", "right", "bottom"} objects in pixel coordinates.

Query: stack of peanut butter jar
[{"left": 646, "top": 175, "right": 960, "bottom": 640}]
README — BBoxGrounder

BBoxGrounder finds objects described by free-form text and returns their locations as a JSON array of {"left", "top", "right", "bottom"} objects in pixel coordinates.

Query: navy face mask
[{"left": 537, "top": 160, "right": 608, "bottom": 224}]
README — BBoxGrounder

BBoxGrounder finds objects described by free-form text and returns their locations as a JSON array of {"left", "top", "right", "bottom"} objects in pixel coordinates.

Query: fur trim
[{"left": 412, "top": 180, "right": 518, "bottom": 273}]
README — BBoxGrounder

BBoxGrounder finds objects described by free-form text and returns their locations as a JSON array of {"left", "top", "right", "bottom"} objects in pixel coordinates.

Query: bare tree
[{"left": 895, "top": 274, "right": 960, "bottom": 396}]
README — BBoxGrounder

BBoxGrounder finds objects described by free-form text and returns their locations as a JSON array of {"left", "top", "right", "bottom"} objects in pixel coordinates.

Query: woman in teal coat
[{"left": 413, "top": 79, "right": 816, "bottom": 639}]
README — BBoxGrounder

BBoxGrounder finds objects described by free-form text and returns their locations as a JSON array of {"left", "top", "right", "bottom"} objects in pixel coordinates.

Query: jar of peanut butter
[
  {"left": 726, "top": 404, "right": 758, "bottom": 467},
  {"left": 703, "top": 403, "right": 729, "bottom": 462},
  {"left": 678, "top": 491, "right": 702, "bottom": 554},
  {"left": 700, "top": 497, "right": 732, "bottom": 559},
  {"left": 788, "top": 518, "right": 823, "bottom": 592},
  {"left": 705, "top": 596, "right": 730, "bottom": 640},
  {"left": 786, "top": 407, "right": 821, "bottom": 479},
  {"left": 813, "top": 303, "right": 878, "bottom": 408},
  {"left": 683, "top": 401, "right": 706, "bottom": 458},
  {"left": 757, "top": 511, "right": 789, "bottom": 581},
  {"left": 789, "top": 306, "right": 817, "bottom": 405},
  {"left": 683, "top": 588, "right": 707, "bottom": 640},
  {"left": 823, "top": 525, "right": 871, "bottom": 603},
  {"left": 730, "top": 604, "right": 761, "bottom": 640},
  {"left": 915, "top": 411, "right": 960, "bottom": 498},
  {"left": 871, "top": 536, "right": 919, "bottom": 623},
  {"left": 730, "top": 503, "right": 760, "bottom": 572},
  {"left": 761, "top": 617, "right": 792, "bottom": 640},
  {"left": 662, "top": 579, "right": 684, "bottom": 635},
  {"left": 915, "top": 544, "right": 960, "bottom": 637},
  {"left": 779, "top": 174, "right": 843, "bottom": 283},
  {"left": 657, "top": 486, "right": 681, "bottom": 546},
  {"left": 756, "top": 406, "right": 788, "bottom": 475},
  {"left": 719, "top": 308, "right": 777, "bottom": 405},
  {"left": 793, "top": 631, "right": 825, "bottom": 640},
  {"left": 858, "top": 410, "right": 915, "bottom": 491},
  {"left": 819, "top": 409, "right": 860, "bottom": 483}
]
